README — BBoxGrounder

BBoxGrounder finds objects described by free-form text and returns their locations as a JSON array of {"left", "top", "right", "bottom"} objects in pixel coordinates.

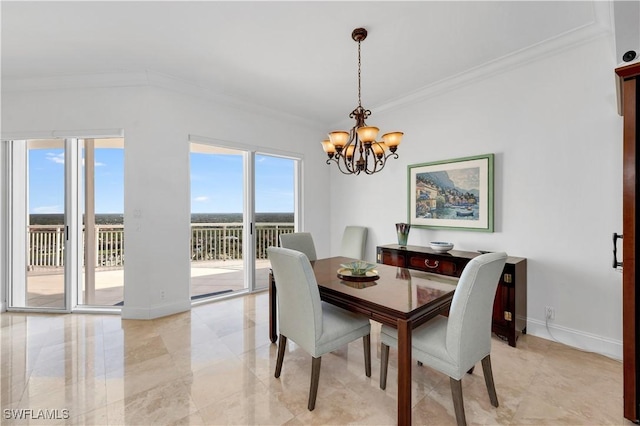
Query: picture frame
[{"left": 408, "top": 154, "right": 494, "bottom": 232}]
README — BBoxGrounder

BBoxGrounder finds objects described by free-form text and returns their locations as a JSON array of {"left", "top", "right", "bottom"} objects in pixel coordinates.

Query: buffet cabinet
[{"left": 376, "top": 244, "right": 527, "bottom": 347}]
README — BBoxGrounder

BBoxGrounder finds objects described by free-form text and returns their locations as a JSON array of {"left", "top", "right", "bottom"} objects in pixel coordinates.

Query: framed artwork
[{"left": 408, "top": 154, "right": 494, "bottom": 232}]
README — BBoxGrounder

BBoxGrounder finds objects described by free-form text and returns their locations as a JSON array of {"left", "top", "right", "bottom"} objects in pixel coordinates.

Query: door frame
[
  {"left": 1, "top": 129, "right": 124, "bottom": 313},
  {"left": 188, "top": 134, "right": 303, "bottom": 294},
  {"left": 616, "top": 62, "right": 640, "bottom": 423}
]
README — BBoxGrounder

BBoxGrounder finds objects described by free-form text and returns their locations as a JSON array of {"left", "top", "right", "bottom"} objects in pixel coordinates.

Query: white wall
[
  {"left": 328, "top": 35, "right": 624, "bottom": 358},
  {"left": 1, "top": 81, "right": 330, "bottom": 319}
]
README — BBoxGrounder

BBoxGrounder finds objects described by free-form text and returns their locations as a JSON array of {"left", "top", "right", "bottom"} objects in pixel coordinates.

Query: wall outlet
[
  {"left": 160, "top": 291, "right": 165, "bottom": 300},
  {"left": 545, "top": 306, "right": 555, "bottom": 320}
]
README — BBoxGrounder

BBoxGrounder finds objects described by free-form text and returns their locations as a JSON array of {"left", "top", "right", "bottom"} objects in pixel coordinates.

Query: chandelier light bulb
[
  {"left": 356, "top": 126, "right": 380, "bottom": 144},
  {"left": 321, "top": 140, "right": 336, "bottom": 158},
  {"left": 371, "top": 141, "right": 387, "bottom": 158},
  {"left": 328, "top": 131, "right": 350, "bottom": 149},
  {"left": 382, "top": 132, "right": 404, "bottom": 151}
]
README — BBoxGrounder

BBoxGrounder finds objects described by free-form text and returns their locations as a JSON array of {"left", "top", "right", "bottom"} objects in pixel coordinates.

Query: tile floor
[{"left": 0, "top": 292, "right": 626, "bottom": 425}]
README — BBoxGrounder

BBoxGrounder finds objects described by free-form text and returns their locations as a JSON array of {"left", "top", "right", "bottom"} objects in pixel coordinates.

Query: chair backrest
[
  {"left": 446, "top": 252, "right": 507, "bottom": 368},
  {"left": 340, "top": 226, "right": 368, "bottom": 260},
  {"left": 279, "top": 232, "right": 317, "bottom": 261},
  {"left": 267, "top": 246, "right": 323, "bottom": 353}
]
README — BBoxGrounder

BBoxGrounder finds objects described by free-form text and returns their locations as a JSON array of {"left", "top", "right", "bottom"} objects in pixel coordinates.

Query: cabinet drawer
[
  {"left": 380, "top": 250, "right": 406, "bottom": 267},
  {"left": 407, "top": 254, "right": 461, "bottom": 277}
]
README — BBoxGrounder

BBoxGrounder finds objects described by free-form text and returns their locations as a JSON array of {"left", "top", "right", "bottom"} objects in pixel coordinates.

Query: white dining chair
[
  {"left": 279, "top": 232, "right": 317, "bottom": 261},
  {"left": 268, "top": 246, "right": 372, "bottom": 411},
  {"left": 379, "top": 251, "right": 507, "bottom": 426},
  {"left": 340, "top": 225, "right": 368, "bottom": 260}
]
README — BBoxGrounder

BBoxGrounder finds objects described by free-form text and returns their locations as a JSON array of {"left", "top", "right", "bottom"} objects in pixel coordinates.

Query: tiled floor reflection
[{"left": 1, "top": 292, "right": 625, "bottom": 425}]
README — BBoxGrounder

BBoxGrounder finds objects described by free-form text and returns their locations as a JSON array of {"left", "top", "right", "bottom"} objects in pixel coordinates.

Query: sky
[
  {"left": 190, "top": 152, "right": 294, "bottom": 213},
  {"left": 28, "top": 147, "right": 294, "bottom": 214}
]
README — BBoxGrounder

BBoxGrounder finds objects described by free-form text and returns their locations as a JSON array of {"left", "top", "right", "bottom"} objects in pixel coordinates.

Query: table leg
[
  {"left": 397, "top": 318, "right": 412, "bottom": 426},
  {"left": 269, "top": 271, "right": 277, "bottom": 343}
]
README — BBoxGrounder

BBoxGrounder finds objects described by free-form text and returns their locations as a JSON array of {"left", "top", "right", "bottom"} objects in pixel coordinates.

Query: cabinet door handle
[
  {"left": 424, "top": 259, "right": 439, "bottom": 269},
  {"left": 613, "top": 232, "right": 623, "bottom": 269}
]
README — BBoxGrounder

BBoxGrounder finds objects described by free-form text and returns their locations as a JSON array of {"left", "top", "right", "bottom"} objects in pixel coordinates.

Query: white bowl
[{"left": 430, "top": 241, "right": 454, "bottom": 253}]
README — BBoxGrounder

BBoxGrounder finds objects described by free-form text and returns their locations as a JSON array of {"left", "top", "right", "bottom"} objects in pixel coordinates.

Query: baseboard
[
  {"left": 527, "top": 318, "right": 622, "bottom": 361},
  {"left": 121, "top": 299, "right": 191, "bottom": 320}
]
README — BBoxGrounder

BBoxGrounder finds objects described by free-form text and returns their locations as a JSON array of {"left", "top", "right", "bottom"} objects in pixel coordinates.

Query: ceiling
[{"left": 1, "top": 1, "right": 618, "bottom": 127}]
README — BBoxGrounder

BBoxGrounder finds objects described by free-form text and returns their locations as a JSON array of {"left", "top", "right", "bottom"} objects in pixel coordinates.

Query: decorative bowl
[
  {"left": 340, "top": 261, "right": 377, "bottom": 276},
  {"left": 430, "top": 241, "right": 454, "bottom": 253}
]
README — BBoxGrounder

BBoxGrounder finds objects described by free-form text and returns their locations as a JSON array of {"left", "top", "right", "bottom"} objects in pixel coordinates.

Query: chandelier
[{"left": 321, "top": 28, "right": 403, "bottom": 175}]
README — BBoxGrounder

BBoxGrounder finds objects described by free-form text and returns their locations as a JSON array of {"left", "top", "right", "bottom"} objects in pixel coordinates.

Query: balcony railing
[{"left": 27, "top": 223, "right": 294, "bottom": 269}]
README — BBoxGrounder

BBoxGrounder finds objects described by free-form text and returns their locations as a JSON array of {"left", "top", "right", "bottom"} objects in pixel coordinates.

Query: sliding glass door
[
  {"left": 254, "top": 153, "right": 296, "bottom": 290},
  {"left": 5, "top": 137, "right": 124, "bottom": 312},
  {"left": 190, "top": 143, "right": 248, "bottom": 300},
  {"left": 22, "top": 140, "right": 68, "bottom": 309},
  {"left": 79, "top": 138, "right": 125, "bottom": 307},
  {"left": 189, "top": 140, "right": 299, "bottom": 300}
]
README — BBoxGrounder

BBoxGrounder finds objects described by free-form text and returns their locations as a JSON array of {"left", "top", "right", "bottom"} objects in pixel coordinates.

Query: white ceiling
[{"left": 1, "top": 1, "right": 617, "bottom": 126}]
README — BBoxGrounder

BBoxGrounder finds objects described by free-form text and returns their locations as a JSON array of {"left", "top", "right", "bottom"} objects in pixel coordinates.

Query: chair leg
[
  {"left": 481, "top": 354, "right": 499, "bottom": 407},
  {"left": 308, "top": 357, "right": 322, "bottom": 411},
  {"left": 275, "top": 334, "right": 287, "bottom": 378},
  {"left": 363, "top": 334, "right": 371, "bottom": 377},
  {"left": 380, "top": 343, "right": 390, "bottom": 390},
  {"left": 450, "top": 377, "right": 467, "bottom": 426}
]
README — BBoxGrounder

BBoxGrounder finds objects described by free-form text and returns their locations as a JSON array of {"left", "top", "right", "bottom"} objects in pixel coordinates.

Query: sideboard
[{"left": 376, "top": 244, "right": 527, "bottom": 347}]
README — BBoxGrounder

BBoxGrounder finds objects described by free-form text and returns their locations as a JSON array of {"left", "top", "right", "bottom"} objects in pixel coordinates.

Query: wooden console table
[{"left": 377, "top": 244, "right": 527, "bottom": 347}]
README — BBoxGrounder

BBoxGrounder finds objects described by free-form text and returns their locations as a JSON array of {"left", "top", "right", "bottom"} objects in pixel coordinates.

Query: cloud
[
  {"left": 194, "top": 196, "right": 209, "bottom": 202},
  {"left": 46, "top": 154, "right": 105, "bottom": 167},
  {"left": 46, "top": 152, "right": 65, "bottom": 164},
  {"left": 80, "top": 159, "right": 106, "bottom": 167},
  {"left": 33, "top": 205, "right": 63, "bottom": 213}
]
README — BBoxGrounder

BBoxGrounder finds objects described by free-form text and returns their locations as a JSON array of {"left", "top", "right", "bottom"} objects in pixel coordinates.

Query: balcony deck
[
  {"left": 23, "top": 259, "right": 271, "bottom": 308},
  {"left": 15, "top": 221, "right": 291, "bottom": 309}
]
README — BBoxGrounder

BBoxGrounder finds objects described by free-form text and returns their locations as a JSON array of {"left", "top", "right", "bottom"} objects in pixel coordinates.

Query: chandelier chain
[{"left": 357, "top": 40, "right": 362, "bottom": 108}]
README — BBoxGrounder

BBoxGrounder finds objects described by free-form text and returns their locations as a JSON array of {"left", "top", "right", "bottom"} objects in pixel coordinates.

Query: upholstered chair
[
  {"left": 268, "top": 247, "right": 371, "bottom": 410},
  {"left": 279, "top": 232, "right": 317, "bottom": 261},
  {"left": 379, "top": 251, "right": 507, "bottom": 426},
  {"left": 340, "top": 225, "right": 368, "bottom": 260}
]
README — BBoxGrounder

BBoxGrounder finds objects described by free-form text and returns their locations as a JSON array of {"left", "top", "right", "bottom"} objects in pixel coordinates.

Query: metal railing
[{"left": 27, "top": 223, "right": 294, "bottom": 269}]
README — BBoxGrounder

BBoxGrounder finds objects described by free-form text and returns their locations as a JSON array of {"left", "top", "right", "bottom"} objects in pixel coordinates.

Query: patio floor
[{"left": 20, "top": 259, "right": 271, "bottom": 308}]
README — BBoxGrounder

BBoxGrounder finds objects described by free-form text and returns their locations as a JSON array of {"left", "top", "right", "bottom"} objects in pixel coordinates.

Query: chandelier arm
[
  {"left": 385, "top": 152, "right": 400, "bottom": 161},
  {"left": 364, "top": 156, "right": 386, "bottom": 175},
  {"left": 335, "top": 149, "right": 356, "bottom": 174},
  {"left": 337, "top": 154, "right": 359, "bottom": 175},
  {"left": 327, "top": 155, "right": 357, "bottom": 175}
]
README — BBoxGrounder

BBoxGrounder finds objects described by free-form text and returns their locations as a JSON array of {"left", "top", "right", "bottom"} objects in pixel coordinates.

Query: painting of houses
[{"left": 408, "top": 155, "right": 493, "bottom": 231}]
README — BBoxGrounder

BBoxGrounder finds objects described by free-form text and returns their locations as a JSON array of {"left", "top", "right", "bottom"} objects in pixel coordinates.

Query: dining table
[{"left": 268, "top": 256, "right": 458, "bottom": 425}]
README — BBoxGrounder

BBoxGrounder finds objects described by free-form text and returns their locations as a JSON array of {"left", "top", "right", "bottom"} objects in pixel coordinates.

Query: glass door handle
[{"left": 613, "top": 232, "right": 623, "bottom": 268}]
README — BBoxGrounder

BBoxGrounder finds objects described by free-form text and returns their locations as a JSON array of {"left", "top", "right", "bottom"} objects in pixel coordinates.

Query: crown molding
[
  {"left": 372, "top": 1, "right": 614, "bottom": 116},
  {"left": 2, "top": 70, "right": 324, "bottom": 131},
  {"left": 1, "top": 71, "right": 150, "bottom": 92},
  {"left": 0, "top": 129, "right": 124, "bottom": 141}
]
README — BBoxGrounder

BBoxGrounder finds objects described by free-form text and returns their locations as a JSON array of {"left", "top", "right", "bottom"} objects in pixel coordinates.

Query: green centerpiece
[{"left": 340, "top": 261, "right": 377, "bottom": 276}]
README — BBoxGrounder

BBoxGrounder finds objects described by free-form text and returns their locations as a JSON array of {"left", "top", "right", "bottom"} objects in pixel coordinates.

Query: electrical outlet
[
  {"left": 160, "top": 291, "right": 165, "bottom": 300},
  {"left": 545, "top": 306, "right": 555, "bottom": 320}
]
